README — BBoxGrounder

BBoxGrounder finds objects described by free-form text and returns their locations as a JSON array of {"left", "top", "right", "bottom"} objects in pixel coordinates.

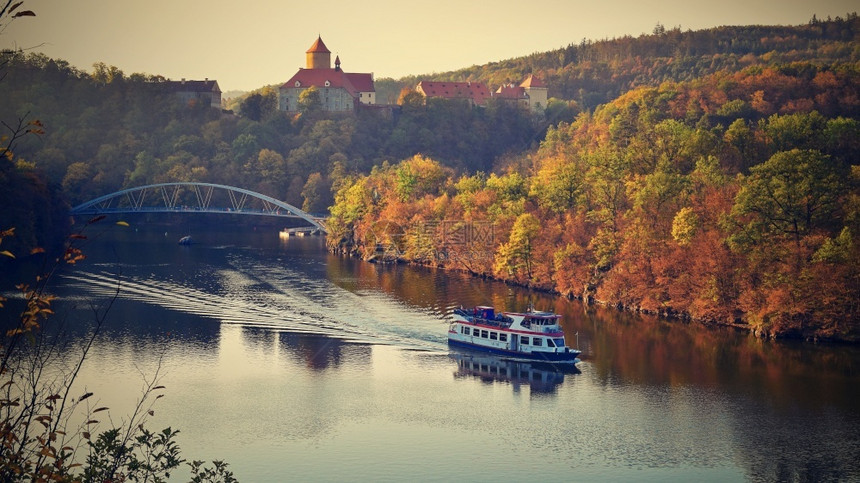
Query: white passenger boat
[{"left": 448, "top": 305, "right": 581, "bottom": 363}]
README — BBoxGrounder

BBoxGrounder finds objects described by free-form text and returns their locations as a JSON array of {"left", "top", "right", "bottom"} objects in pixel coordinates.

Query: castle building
[
  {"left": 493, "top": 75, "right": 548, "bottom": 112},
  {"left": 415, "top": 81, "right": 491, "bottom": 107},
  {"left": 163, "top": 78, "right": 222, "bottom": 109},
  {"left": 278, "top": 36, "right": 375, "bottom": 113},
  {"left": 415, "top": 75, "right": 548, "bottom": 112}
]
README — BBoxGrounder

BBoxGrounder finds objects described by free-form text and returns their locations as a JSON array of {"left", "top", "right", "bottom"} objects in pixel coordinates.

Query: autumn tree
[{"left": 494, "top": 213, "right": 541, "bottom": 282}]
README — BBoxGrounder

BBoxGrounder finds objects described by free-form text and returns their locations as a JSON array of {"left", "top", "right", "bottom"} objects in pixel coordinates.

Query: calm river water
[{"left": 17, "top": 224, "right": 860, "bottom": 481}]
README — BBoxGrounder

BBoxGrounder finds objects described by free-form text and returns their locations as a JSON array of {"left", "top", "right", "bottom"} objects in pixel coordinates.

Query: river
[{"left": 10, "top": 223, "right": 860, "bottom": 481}]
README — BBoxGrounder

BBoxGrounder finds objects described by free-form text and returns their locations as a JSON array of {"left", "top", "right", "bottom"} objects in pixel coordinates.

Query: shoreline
[{"left": 332, "top": 245, "right": 858, "bottom": 345}]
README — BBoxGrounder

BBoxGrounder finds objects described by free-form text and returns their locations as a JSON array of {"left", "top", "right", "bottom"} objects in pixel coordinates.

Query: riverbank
[{"left": 331, "top": 241, "right": 858, "bottom": 344}]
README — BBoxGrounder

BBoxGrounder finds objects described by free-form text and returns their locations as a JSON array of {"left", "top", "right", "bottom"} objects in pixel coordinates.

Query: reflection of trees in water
[
  {"left": 564, "top": 300, "right": 860, "bottom": 480},
  {"left": 41, "top": 297, "right": 224, "bottom": 359},
  {"left": 240, "top": 326, "right": 276, "bottom": 353},
  {"left": 575, "top": 301, "right": 860, "bottom": 411},
  {"left": 325, "top": 253, "right": 567, "bottom": 316},
  {"left": 730, "top": 396, "right": 860, "bottom": 481},
  {"left": 278, "top": 332, "right": 372, "bottom": 371}
]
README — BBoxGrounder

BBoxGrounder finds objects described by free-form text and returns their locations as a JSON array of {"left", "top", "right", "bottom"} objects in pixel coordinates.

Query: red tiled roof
[
  {"left": 495, "top": 85, "right": 527, "bottom": 99},
  {"left": 416, "top": 81, "right": 490, "bottom": 104},
  {"left": 307, "top": 36, "right": 330, "bottom": 54},
  {"left": 519, "top": 75, "right": 546, "bottom": 88},
  {"left": 282, "top": 68, "right": 359, "bottom": 96},
  {"left": 346, "top": 73, "right": 375, "bottom": 92}
]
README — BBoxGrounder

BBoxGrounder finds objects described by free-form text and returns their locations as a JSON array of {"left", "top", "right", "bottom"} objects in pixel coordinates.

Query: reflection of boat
[
  {"left": 448, "top": 305, "right": 581, "bottom": 364},
  {"left": 178, "top": 235, "right": 193, "bottom": 245},
  {"left": 449, "top": 350, "right": 577, "bottom": 392}
]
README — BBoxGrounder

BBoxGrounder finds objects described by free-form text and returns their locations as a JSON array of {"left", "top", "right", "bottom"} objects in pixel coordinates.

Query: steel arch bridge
[{"left": 70, "top": 182, "right": 327, "bottom": 232}]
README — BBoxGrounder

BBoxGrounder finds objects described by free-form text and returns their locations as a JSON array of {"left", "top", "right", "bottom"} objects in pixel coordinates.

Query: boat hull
[{"left": 447, "top": 337, "right": 581, "bottom": 364}]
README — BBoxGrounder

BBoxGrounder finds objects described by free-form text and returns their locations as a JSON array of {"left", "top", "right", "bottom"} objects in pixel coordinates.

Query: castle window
[
  {"left": 325, "top": 80, "right": 331, "bottom": 87},
  {"left": 295, "top": 81, "right": 301, "bottom": 87}
]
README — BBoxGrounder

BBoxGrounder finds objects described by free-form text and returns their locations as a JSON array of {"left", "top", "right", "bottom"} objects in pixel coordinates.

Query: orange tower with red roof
[{"left": 279, "top": 36, "right": 375, "bottom": 113}]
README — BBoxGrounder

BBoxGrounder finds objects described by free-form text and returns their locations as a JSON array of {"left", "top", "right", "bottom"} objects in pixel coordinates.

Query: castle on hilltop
[
  {"left": 278, "top": 36, "right": 548, "bottom": 114},
  {"left": 278, "top": 36, "right": 376, "bottom": 113},
  {"left": 415, "top": 75, "right": 547, "bottom": 112}
]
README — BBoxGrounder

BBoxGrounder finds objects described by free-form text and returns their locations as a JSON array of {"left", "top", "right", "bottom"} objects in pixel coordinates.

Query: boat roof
[{"left": 504, "top": 311, "right": 561, "bottom": 318}]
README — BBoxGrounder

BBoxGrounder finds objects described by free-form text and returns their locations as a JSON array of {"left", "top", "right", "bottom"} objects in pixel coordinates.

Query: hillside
[
  {"left": 376, "top": 14, "right": 859, "bottom": 109},
  {"left": 329, "top": 60, "right": 860, "bottom": 341},
  {"left": 326, "top": 17, "right": 860, "bottom": 341},
  {"left": 0, "top": 50, "right": 541, "bottom": 252}
]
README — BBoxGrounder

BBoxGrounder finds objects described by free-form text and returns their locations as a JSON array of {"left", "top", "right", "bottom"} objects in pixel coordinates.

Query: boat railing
[{"left": 476, "top": 318, "right": 512, "bottom": 329}]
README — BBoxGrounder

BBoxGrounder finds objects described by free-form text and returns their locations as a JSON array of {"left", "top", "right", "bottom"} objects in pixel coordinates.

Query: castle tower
[
  {"left": 306, "top": 36, "right": 331, "bottom": 69},
  {"left": 520, "top": 74, "right": 548, "bottom": 111}
]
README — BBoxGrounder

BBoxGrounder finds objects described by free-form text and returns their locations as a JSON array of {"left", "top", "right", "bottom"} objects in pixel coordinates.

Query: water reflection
[
  {"left": 278, "top": 332, "right": 372, "bottom": 371},
  {"left": 8, "top": 227, "right": 857, "bottom": 481},
  {"left": 571, "top": 302, "right": 860, "bottom": 411},
  {"left": 449, "top": 349, "right": 578, "bottom": 394},
  {"left": 325, "top": 254, "right": 860, "bottom": 412}
]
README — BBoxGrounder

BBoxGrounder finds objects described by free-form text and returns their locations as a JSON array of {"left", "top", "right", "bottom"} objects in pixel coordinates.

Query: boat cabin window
[
  {"left": 546, "top": 338, "right": 556, "bottom": 347},
  {"left": 553, "top": 338, "right": 565, "bottom": 347},
  {"left": 490, "top": 332, "right": 498, "bottom": 340},
  {"left": 528, "top": 317, "right": 558, "bottom": 326},
  {"left": 480, "top": 330, "right": 488, "bottom": 338},
  {"left": 533, "top": 338, "right": 543, "bottom": 346},
  {"left": 499, "top": 333, "right": 508, "bottom": 342},
  {"left": 462, "top": 326, "right": 470, "bottom": 335},
  {"left": 521, "top": 337, "right": 529, "bottom": 345}
]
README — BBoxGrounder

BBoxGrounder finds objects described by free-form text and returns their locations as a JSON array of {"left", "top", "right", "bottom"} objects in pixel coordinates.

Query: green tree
[
  {"left": 240, "top": 89, "right": 277, "bottom": 122},
  {"left": 529, "top": 159, "right": 582, "bottom": 214},
  {"left": 393, "top": 154, "right": 449, "bottom": 201},
  {"left": 730, "top": 149, "right": 846, "bottom": 248},
  {"left": 494, "top": 213, "right": 541, "bottom": 281},
  {"left": 397, "top": 87, "right": 425, "bottom": 110},
  {"left": 298, "top": 86, "right": 322, "bottom": 113},
  {"left": 230, "top": 133, "right": 259, "bottom": 162},
  {"left": 301, "top": 172, "right": 331, "bottom": 213}
]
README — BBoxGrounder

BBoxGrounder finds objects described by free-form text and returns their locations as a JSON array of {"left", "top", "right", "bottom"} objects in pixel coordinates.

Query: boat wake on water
[{"left": 59, "top": 262, "right": 450, "bottom": 354}]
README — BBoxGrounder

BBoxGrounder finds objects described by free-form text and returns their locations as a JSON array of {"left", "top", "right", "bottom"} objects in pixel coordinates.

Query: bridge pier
[{"left": 279, "top": 227, "right": 323, "bottom": 238}]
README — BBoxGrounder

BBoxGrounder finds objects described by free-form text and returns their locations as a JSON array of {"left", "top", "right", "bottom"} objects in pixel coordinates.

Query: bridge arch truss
[{"left": 70, "top": 182, "right": 326, "bottom": 232}]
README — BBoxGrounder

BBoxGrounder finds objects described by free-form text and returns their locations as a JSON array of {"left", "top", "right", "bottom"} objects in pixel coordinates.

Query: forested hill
[
  {"left": 1, "top": 16, "right": 859, "bottom": 341},
  {"left": 380, "top": 14, "right": 860, "bottom": 107},
  {"left": 327, "top": 16, "right": 860, "bottom": 342}
]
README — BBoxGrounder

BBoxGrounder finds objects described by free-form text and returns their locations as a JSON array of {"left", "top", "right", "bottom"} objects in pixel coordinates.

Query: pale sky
[{"left": 1, "top": 0, "right": 856, "bottom": 92}]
